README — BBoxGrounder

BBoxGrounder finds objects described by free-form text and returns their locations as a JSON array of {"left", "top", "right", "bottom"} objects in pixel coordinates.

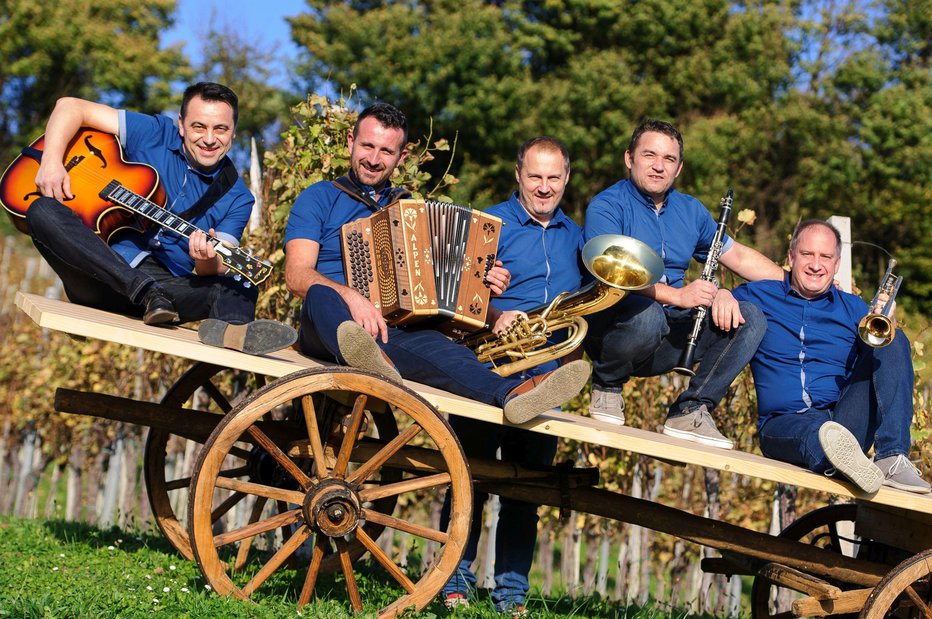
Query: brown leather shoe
[
  {"left": 502, "top": 359, "right": 591, "bottom": 424},
  {"left": 336, "top": 321, "right": 402, "bottom": 383},
  {"left": 198, "top": 319, "right": 297, "bottom": 356}
]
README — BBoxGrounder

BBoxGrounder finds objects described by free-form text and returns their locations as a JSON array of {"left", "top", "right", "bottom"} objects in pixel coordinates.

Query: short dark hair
[
  {"left": 517, "top": 136, "right": 570, "bottom": 175},
  {"left": 628, "top": 118, "right": 684, "bottom": 161},
  {"left": 181, "top": 82, "right": 239, "bottom": 127},
  {"left": 354, "top": 102, "right": 409, "bottom": 147},
  {"left": 790, "top": 219, "right": 842, "bottom": 255}
]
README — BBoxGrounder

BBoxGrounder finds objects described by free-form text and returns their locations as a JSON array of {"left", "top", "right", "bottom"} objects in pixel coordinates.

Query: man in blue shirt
[
  {"left": 583, "top": 119, "right": 784, "bottom": 449},
  {"left": 733, "top": 220, "right": 929, "bottom": 494},
  {"left": 26, "top": 82, "right": 296, "bottom": 355},
  {"left": 438, "top": 137, "right": 584, "bottom": 615},
  {"left": 284, "top": 104, "right": 589, "bottom": 427}
]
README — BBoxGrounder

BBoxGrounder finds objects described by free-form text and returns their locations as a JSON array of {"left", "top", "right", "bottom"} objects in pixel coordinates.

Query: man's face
[
  {"left": 624, "top": 131, "right": 683, "bottom": 204},
  {"left": 515, "top": 145, "right": 569, "bottom": 225},
  {"left": 347, "top": 116, "right": 407, "bottom": 189},
  {"left": 178, "top": 96, "right": 236, "bottom": 173},
  {"left": 788, "top": 225, "right": 840, "bottom": 299}
]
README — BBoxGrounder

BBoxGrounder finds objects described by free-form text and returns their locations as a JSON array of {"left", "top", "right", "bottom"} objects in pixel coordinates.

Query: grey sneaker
[
  {"left": 818, "top": 421, "right": 883, "bottom": 494},
  {"left": 589, "top": 386, "right": 625, "bottom": 425},
  {"left": 336, "top": 321, "right": 402, "bottom": 383},
  {"left": 875, "top": 454, "right": 931, "bottom": 494},
  {"left": 662, "top": 405, "right": 734, "bottom": 450}
]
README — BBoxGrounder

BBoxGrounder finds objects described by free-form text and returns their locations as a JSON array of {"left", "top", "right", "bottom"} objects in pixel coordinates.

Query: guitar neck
[{"left": 101, "top": 180, "right": 203, "bottom": 241}]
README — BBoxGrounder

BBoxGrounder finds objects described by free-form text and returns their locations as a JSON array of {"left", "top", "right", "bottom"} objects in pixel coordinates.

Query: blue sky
[{"left": 163, "top": 0, "right": 307, "bottom": 86}]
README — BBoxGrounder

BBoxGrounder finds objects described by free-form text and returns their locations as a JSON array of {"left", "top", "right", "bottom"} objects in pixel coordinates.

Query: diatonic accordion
[{"left": 341, "top": 199, "right": 502, "bottom": 336}]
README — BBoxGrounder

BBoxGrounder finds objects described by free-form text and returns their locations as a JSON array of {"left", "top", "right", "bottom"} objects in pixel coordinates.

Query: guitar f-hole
[{"left": 83, "top": 134, "right": 107, "bottom": 168}]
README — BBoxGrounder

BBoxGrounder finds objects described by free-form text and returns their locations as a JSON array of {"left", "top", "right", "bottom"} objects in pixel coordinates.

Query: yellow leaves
[{"left": 736, "top": 208, "right": 756, "bottom": 225}]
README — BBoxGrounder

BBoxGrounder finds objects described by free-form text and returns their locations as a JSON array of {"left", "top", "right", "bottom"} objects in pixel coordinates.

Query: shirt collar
[
  {"left": 623, "top": 178, "right": 671, "bottom": 211},
  {"left": 506, "top": 192, "right": 570, "bottom": 227},
  {"left": 782, "top": 271, "right": 837, "bottom": 302}
]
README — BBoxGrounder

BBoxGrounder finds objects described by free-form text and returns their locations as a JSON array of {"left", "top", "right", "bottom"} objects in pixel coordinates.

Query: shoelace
[
  {"left": 694, "top": 407, "right": 714, "bottom": 428},
  {"left": 886, "top": 454, "right": 921, "bottom": 477}
]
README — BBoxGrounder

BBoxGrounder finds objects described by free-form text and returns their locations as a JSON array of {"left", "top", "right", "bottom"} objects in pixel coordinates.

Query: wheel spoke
[
  {"left": 301, "top": 394, "right": 329, "bottom": 478},
  {"left": 298, "top": 537, "right": 327, "bottom": 607},
  {"left": 347, "top": 423, "right": 422, "bottom": 485},
  {"left": 213, "top": 476, "right": 305, "bottom": 504},
  {"left": 332, "top": 393, "right": 367, "bottom": 478},
  {"left": 210, "top": 491, "right": 247, "bottom": 523},
  {"left": 214, "top": 506, "right": 302, "bottom": 547},
  {"left": 361, "top": 508, "right": 448, "bottom": 544},
  {"left": 359, "top": 472, "right": 451, "bottom": 502},
  {"left": 165, "top": 476, "right": 191, "bottom": 491},
  {"left": 201, "top": 379, "right": 233, "bottom": 412},
  {"left": 234, "top": 497, "right": 269, "bottom": 571},
  {"left": 242, "top": 524, "right": 311, "bottom": 596},
  {"left": 336, "top": 537, "right": 364, "bottom": 612},
  {"left": 229, "top": 445, "right": 253, "bottom": 460},
  {"left": 246, "top": 424, "right": 313, "bottom": 489},
  {"left": 903, "top": 585, "right": 932, "bottom": 619},
  {"left": 356, "top": 526, "right": 416, "bottom": 593}
]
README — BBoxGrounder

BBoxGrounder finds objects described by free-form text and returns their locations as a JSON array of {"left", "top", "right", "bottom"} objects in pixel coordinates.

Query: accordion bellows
[{"left": 341, "top": 199, "right": 502, "bottom": 336}]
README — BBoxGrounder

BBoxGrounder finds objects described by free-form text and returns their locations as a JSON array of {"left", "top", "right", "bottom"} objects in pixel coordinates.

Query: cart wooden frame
[{"left": 17, "top": 292, "right": 932, "bottom": 618}]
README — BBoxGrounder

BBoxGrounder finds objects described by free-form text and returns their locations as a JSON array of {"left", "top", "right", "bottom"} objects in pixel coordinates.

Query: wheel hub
[{"left": 303, "top": 479, "right": 361, "bottom": 537}]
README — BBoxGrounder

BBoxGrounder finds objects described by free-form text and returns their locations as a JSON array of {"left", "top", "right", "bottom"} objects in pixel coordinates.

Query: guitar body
[{"left": 0, "top": 128, "right": 166, "bottom": 241}]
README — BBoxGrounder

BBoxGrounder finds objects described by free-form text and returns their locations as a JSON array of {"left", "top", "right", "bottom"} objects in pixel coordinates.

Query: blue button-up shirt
[
  {"left": 732, "top": 276, "right": 869, "bottom": 429},
  {"left": 111, "top": 111, "right": 254, "bottom": 276},
  {"left": 488, "top": 193, "right": 584, "bottom": 313},
  {"left": 584, "top": 179, "right": 733, "bottom": 288},
  {"left": 284, "top": 180, "right": 397, "bottom": 284}
]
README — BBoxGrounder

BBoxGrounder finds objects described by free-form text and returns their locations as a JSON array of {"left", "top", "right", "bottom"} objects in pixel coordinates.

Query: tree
[{"left": 0, "top": 0, "right": 190, "bottom": 163}]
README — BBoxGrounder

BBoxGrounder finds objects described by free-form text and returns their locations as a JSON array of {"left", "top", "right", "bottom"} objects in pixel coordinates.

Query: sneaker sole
[
  {"left": 819, "top": 421, "right": 883, "bottom": 494},
  {"left": 881, "top": 478, "right": 932, "bottom": 494},
  {"left": 199, "top": 319, "right": 297, "bottom": 356},
  {"left": 503, "top": 360, "right": 590, "bottom": 424},
  {"left": 590, "top": 410, "right": 626, "bottom": 426},
  {"left": 662, "top": 424, "right": 734, "bottom": 450},
  {"left": 336, "top": 321, "right": 402, "bottom": 383}
]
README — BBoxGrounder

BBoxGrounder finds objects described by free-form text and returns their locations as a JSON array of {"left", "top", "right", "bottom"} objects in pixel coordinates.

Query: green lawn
[{"left": 0, "top": 517, "right": 721, "bottom": 618}]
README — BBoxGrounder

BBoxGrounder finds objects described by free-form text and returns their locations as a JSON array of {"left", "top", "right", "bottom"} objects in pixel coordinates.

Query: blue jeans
[
  {"left": 26, "top": 198, "right": 257, "bottom": 323},
  {"left": 438, "top": 414, "right": 557, "bottom": 611},
  {"left": 298, "top": 285, "right": 524, "bottom": 406},
  {"left": 584, "top": 294, "right": 766, "bottom": 416},
  {"left": 758, "top": 331, "right": 914, "bottom": 472}
]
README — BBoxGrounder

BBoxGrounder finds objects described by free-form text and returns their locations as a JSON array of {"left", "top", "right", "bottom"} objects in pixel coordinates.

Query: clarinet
[{"left": 673, "top": 188, "right": 734, "bottom": 377}]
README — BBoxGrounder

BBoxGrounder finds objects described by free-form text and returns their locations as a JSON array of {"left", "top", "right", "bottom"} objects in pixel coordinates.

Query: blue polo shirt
[
  {"left": 111, "top": 111, "right": 254, "bottom": 276},
  {"left": 283, "top": 180, "right": 397, "bottom": 285},
  {"left": 584, "top": 179, "right": 733, "bottom": 288},
  {"left": 732, "top": 276, "right": 869, "bottom": 429}
]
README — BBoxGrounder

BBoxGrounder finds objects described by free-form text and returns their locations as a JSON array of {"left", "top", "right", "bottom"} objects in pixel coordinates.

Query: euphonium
[
  {"left": 858, "top": 258, "right": 902, "bottom": 348},
  {"left": 459, "top": 235, "right": 664, "bottom": 377}
]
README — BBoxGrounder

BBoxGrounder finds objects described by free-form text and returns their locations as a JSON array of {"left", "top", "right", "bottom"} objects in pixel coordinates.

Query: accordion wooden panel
[{"left": 341, "top": 199, "right": 502, "bottom": 335}]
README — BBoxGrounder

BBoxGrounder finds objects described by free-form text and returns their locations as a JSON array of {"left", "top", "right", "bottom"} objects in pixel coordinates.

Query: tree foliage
[{"left": 0, "top": 0, "right": 190, "bottom": 162}]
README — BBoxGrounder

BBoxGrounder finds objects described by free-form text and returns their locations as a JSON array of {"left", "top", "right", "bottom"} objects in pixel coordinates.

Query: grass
[{"left": 0, "top": 517, "right": 725, "bottom": 618}]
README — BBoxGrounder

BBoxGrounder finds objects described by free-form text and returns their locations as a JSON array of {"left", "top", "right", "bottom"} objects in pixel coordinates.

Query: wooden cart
[{"left": 16, "top": 291, "right": 932, "bottom": 618}]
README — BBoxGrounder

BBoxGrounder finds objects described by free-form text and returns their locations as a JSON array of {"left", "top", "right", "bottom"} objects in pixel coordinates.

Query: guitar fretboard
[{"left": 102, "top": 181, "right": 200, "bottom": 239}]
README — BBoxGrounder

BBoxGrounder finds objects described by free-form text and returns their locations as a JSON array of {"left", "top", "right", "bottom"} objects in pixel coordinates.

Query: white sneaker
[
  {"left": 589, "top": 386, "right": 625, "bottom": 425},
  {"left": 818, "top": 421, "right": 883, "bottom": 494}
]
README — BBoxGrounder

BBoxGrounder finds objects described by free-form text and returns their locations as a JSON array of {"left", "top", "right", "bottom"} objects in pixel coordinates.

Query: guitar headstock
[{"left": 220, "top": 246, "right": 273, "bottom": 285}]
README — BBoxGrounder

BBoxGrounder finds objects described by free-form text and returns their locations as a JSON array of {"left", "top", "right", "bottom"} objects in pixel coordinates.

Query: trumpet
[
  {"left": 858, "top": 258, "right": 902, "bottom": 348},
  {"left": 459, "top": 235, "right": 664, "bottom": 377}
]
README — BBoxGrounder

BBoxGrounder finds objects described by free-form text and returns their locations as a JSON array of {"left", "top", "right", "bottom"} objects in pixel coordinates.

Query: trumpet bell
[
  {"left": 858, "top": 314, "right": 895, "bottom": 348},
  {"left": 583, "top": 235, "right": 664, "bottom": 290}
]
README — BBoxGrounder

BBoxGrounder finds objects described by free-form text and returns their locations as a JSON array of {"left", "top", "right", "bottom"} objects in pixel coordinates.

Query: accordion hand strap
[{"left": 332, "top": 174, "right": 412, "bottom": 211}]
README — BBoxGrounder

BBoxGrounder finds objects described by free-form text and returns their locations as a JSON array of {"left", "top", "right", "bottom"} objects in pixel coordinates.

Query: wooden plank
[
  {"left": 856, "top": 503, "right": 932, "bottom": 553},
  {"left": 16, "top": 291, "right": 932, "bottom": 517}
]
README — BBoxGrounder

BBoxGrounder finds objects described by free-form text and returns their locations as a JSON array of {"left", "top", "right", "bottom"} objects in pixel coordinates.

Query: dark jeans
[
  {"left": 758, "top": 330, "right": 914, "bottom": 472},
  {"left": 438, "top": 416, "right": 557, "bottom": 610},
  {"left": 26, "top": 197, "right": 257, "bottom": 323},
  {"left": 298, "top": 284, "right": 524, "bottom": 406},
  {"left": 583, "top": 294, "right": 766, "bottom": 417}
]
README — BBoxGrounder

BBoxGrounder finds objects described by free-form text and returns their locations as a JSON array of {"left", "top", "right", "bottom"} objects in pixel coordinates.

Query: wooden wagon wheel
[
  {"left": 188, "top": 367, "right": 472, "bottom": 618},
  {"left": 751, "top": 503, "right": 862, "bottom": 618},
  {"left": 145, "top": 362, "right": 400, "bottom": 561},
  {"left": 860, "top": 549, "right": 932, "bottom": 618}
]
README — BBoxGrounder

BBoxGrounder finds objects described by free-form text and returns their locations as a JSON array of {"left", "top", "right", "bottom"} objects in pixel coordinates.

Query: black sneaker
[{"left": 142, "top": 286, "right": 179, "bottom": 326}]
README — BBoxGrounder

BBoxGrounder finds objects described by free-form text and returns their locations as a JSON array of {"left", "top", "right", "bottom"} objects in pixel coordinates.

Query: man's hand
[
  {"left": 710, "top": 288, "right": 745, "bottom": 331},
  {"left": 492, "top": 309, "right": 527, "bottom": 335},
  {"left": 342, "top": 287, "right": 390, "bottom": 343},
  {"left": 485, "top": 261, "right": 511, "bottom": 296},
  {"left": 676, "top": 279, "right": 717, "bottom": 309},
  {"left": 34, "top": 161, "right": 73, "bottom": 202}
]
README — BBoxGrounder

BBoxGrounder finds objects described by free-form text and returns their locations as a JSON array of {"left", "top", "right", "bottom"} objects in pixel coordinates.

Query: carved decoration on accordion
[
  {"left": 412, "top": 282, "right": 428, "bottom": 306},
  {"left": 468, "top": 292, "right": 485, "bottom": 316},
  {"left": 394, "top": 247, "right": 406, "bottom": 269},
  {"left": 402, "top": 206, "right": 420, "bottom": 230},
  {"left": 482, "top": 221, "right": 497, "bottom": 244}
]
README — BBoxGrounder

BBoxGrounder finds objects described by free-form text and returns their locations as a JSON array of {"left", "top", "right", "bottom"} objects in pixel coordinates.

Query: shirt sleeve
[
  {"left": 121, "top": 111, "right": 175, "bottom": 156},
  {"left": 692, "top": 199, "right": 734, "bottom": 262},
  {"left": 584, "top": 196, "right": 625, "bottom": 243},
  {"left": 284, "top": 184, "right": 328, "bottom": 247},
  {"left": 211, "top": 183, "right": 253, "bottom": 244}
]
